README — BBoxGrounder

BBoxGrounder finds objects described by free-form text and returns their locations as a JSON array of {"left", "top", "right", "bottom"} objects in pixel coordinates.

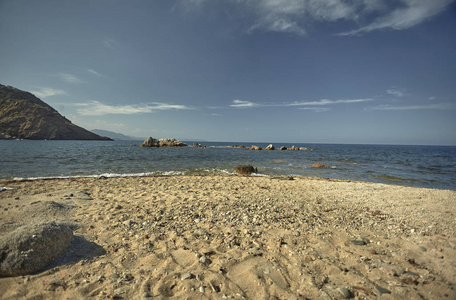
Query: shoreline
[
  {"left": 1, "top": 173, "right": 455, "bottom": 192},
  {"left": 1, "top": 175, "right": 455, "bottom": 299}
]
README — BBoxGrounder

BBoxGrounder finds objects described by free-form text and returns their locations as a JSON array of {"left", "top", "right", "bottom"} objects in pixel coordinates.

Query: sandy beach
[{"left": 0, "top": 175, "right": 455, "bottom": 299}]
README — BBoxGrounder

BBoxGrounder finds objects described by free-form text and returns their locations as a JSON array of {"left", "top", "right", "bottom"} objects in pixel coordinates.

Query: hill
[
  {"left": 0, "top": 84, "right": 111, "bottom": 140},
  {"left": 91, "top": 129, "right": 143, "bottom": 141}
]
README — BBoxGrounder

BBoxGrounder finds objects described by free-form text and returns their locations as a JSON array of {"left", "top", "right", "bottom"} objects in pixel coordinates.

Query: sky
[{"left": 1, "top": 0, "right": 455, "bottom": 145}]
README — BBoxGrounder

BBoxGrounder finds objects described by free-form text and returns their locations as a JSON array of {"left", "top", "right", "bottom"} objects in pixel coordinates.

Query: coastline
[{"left": 1, "top": 175, "right": 455, "bottom": 299}]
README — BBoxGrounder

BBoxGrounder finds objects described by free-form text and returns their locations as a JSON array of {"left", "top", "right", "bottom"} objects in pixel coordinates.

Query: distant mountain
[
  {"left": 91, "top": 129, "right": 143, "bottom": 141},
  {"left": 0, "top": 84, "right": 112, "bottom": 140}
]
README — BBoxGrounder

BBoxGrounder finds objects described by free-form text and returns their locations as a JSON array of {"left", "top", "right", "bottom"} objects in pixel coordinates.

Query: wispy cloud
[
  {"left": 76, "top": 101, "right": 192, "bottom": 116},
  {"left": 56, "top": 72, "right": 83, "bottom": 84},
  {"left": 230, "top": 98, "right": 373, "bottom": 111},
  {"left": 87, "top": 68, "right": 103, "bottom": 77},
  {"left": 103, "top": 38, "right": 117, "bottom": 49},
  {"left": 298, "top": 107, "right": 331, "bottom": 112},
  {"left": 181, "top": 0, "right": 454, "bottom": 36},
  {"left": 287, "top": 98, "right": 373, "bottom": 106},
  {"left": 230, "top": 99, "right": 262, "bottom": 108},
  {"left": 387, "top": 87, "right": 410, "bottom": 97},
  {"left": 31, "top": 87, "right": 66, "bottom": 99},
  {"left": 369, "top": 102, "right": 455, "bottom": 111},
  {"left": 338, "top": 0, "right": 455, "bottom": 36}
]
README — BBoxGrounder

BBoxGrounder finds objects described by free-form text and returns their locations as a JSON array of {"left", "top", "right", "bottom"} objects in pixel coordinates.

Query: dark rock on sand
[
  {"left": 0, "top": 222, "right": 73, "bottom": 277},
  {"left": 235, "top": 165, "right": 258, "bottom": 175}
]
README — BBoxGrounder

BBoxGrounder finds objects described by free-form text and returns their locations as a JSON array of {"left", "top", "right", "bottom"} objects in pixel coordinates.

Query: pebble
[
  {"left": 199, "top": 256, "right": 208, "bottom": 264},
  {"left": 199, "top": 286, "right": 205, "bottom": 293},
  {"left": 337, "top": 287, "right": 351, "bottom": 298},
  {"left": 375, "top": 285, "right": 391, "bottom": 295},
  {"left": 141, "top": 292, "right": 151, "bottom": 298},
  {"left": 181, "top": 272, "right": 193, "bottom": 281},
  {"left": 351, "top": 240, "right": 366, "bottom": 246}
]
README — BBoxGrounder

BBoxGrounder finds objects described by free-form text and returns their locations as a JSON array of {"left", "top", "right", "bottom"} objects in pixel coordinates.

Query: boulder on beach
[
  {"left": 235, "top": 165, "right": 258, "bottom": 175},
  {"left": 265, "top": 144, "right": 275, "bottom": 150},
  {"left": 0, "top": 222, "right": 73, "bottom": 277},
  {"left": 312, "top": 163, "right": 330, "bottom": 168},
  {"left": 140, "top": 137, "right": 187, "bottom": 147}
]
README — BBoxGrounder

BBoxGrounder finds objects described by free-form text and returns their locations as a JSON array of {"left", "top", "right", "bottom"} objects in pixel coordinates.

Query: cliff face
[{"left": 0, "top": 84, "right": 112, "bottom": 140}]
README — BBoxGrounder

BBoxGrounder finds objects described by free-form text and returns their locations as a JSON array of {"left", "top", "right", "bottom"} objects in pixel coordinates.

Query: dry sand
[{"left": 0, "top": 175, "right": 455, "bottom": 299}]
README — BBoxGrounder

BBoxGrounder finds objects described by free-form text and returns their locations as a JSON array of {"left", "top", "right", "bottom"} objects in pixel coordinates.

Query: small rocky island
[{"left": 140, "top": 137, "right": 187, "bottom": 147}]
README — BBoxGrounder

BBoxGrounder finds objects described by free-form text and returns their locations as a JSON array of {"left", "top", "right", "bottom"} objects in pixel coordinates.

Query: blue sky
[{"left": 1, "top": 0, "right": 455, "bottom": 145}]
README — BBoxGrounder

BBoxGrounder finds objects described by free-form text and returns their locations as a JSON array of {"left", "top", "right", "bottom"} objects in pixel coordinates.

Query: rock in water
[
  {"left": 158, "top": 138, "right": 187, "bottom": 147},
  {"left": 140, "top": 137, "right": 187, "bottom": 147},
  {"left": 235, "top": 165, "right": 258, "bottom": 175},
  {"left": 265, "top": 144, "right": 275, "bottom": 150},
  {"left": 312, "top": 163, "right": 330, "bottom": 168},
  {"left": 140, "top": 137, "right": 159, "bottom": 147},
  {"left": 0, "top": 222, "right": 73, "bottom": 277}
]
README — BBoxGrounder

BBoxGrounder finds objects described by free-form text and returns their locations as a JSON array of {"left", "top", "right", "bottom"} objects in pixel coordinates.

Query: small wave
[{"left": 374, "top": 174, "right": 425, "bottom": 183}]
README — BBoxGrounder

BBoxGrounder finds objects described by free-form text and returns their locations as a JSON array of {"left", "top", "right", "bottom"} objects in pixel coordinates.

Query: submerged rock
[
  {"left": 312, "top": 163, "right": 330, "bottom": 168},
  {"left": 235, "top": 165, "right": 258, "bottom": 175},
  {"left": 0, "top": 222, "right": 73, "bottom": 277}
]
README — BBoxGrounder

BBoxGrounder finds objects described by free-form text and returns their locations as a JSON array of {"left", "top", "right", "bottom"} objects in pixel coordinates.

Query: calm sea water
[{"left": 0, "top": 140, "right": 455, "bottom": 191}]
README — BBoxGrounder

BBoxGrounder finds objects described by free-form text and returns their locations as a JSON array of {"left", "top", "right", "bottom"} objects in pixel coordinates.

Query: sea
[{"left": 0, "top": 140, "right": 455, "bottom": 191}]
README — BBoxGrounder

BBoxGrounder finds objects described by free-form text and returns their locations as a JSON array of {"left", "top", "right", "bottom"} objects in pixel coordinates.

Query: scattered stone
[
  {"left": 265, "top": 144, "right": 275, "bottom": 150},
  {"left": 338, "top": 287, "right": 351, "bottom": 299},
  {"left": 181, "top": 272, "right": 193, "bottom": 281},
  {"left": 199, "top": 256, "right": 209, "bottom": 264},
  {"left": 375, "top": 285, "right": 391, "bottom": 295},
  {"left": 141, "top": 292, "right": 151, "bottom": 298},
  {"left": 0, "top": 222, "right": 73, "bottom": 277},
  {"left": 279, "top": 146, "right": 287, "bottom": 150},
  {"left": 419, "top": 246, "right": 427, "bottom": 252},
  {"left": 351, "top": 240, "right": 367, "bottom": 246},
  {"left": 199, "top": 286, "right": 205, "bottom": 293}
]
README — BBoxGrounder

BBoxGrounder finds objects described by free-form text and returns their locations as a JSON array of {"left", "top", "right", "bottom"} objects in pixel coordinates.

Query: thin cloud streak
[
  {"left": 230, "top": 98, "right": 373, "bottom": 109},
  {"left": 230, "top": 100, "right": 261, "bottom": 108},
  {"left": 31, "top": 87, "right": 66, "bottom": 98},
  {"left": 87, "top": 68, "right": 103, "bottom": 77},
  {"left": 369, "top": 103, "right": 455, "bottom": 111},
  {"left": 56, "top": 72, "right": 84, "bottom": 84},
  {"left": 286, "top": 98, "right": 373, "bottom": 106},
  {"left": 76, "top": 101, "right": 192, "bottom": 116}
]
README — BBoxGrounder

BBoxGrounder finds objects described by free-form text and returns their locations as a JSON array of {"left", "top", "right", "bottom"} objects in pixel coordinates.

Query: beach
[{"left": 0, "top": 175, "right": 455, "bottom": 299}]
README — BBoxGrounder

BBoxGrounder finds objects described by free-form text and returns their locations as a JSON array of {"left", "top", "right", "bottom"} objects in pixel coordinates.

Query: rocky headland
[{"left": 0, "top": 84, "right": 111, "bottom": 140}]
